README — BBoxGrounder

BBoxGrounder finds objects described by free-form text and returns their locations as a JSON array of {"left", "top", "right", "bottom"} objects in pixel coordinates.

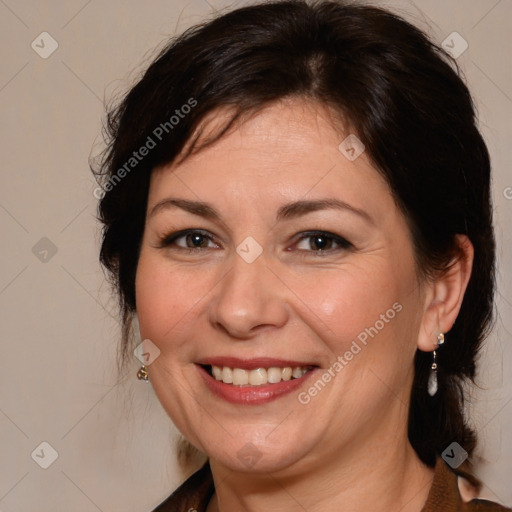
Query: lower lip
[{"left": 197, "top": 365, "right": 317, "bottom": 405}]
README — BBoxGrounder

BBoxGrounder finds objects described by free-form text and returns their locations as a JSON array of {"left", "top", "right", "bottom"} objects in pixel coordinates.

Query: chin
[{"left": 204, "top": 437, "right": 311, "bottom": 474}]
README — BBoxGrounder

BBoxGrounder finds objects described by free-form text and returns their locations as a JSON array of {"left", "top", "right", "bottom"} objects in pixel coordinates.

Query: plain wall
[{"left": 0, "top": 0, "right": 510, "bottom": 510}]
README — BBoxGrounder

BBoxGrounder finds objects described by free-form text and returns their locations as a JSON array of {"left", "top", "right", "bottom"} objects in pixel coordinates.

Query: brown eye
[
  {"left": 309, "top": 234, "right": 333, "bottom": 251},
  {"left": 159, "top": 229, "right": 219, "bottom": 250},
  {"left": 185, "top": 232, "right": 209, "bottom": 248},
  {"left": 294, "top": 231, "right": 352, "bottom": 254}
]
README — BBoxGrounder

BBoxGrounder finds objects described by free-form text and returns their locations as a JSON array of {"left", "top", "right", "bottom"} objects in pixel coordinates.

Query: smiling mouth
[{"left": 202, "top": 364, "right": 316, "bottom": 386}]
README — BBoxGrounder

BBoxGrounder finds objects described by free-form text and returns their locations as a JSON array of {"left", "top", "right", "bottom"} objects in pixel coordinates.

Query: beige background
[{"left": 0, "top": 0, "right": 510, "bottom": 510}]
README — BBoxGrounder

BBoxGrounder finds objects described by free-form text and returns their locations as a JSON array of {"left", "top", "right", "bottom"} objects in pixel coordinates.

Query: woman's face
[{"left": 135, "top": 99, "right": 430, "bottom": 473}]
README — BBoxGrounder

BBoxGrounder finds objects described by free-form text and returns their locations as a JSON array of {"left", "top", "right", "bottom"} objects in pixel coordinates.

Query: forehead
[
  {"left": 149, "top": 98, "right": 391, "bottom": 214},
  {"left": 169, "top": 98, "right": 344, "bottom": 172}
]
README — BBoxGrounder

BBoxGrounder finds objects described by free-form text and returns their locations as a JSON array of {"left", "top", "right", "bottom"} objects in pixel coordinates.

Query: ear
[{"left": 417, "top": 235, "right": 474, "bottom": 352}]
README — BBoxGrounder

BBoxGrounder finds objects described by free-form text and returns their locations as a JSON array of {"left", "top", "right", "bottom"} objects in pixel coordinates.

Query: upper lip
[{"left": 196, "top": 357, "right": 318, "bottom": 370}]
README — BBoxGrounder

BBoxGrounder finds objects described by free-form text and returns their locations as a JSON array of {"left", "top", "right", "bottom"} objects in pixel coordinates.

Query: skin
[{"left": 135, "top": 98, "right": 473, "bottom": 512}]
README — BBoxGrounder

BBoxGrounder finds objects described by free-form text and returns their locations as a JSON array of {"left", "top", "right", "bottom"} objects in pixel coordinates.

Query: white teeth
[
  {"left": 221, "top": 367, "right": 233, "bottom": 383},
  {"left": 281, "top": 367, "right": 292, "bottom": 381},
  {"left": 292, "top": 366, "right": 303, "bottom": 379},
  {"left": 210, "top": 365, "right": 312, "bottom": 386},
  {"left": 233, "top": 368, "right": 249, "bottom": 386},
  {"left": 267, "top": 367, "right": 282, "bottom": 383},
  {"left": 249, "top": 368, "right": 267, "bottom": 385}
]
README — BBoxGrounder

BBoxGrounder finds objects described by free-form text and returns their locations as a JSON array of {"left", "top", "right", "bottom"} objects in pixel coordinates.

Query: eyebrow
[{"left": 149, "top": 197, "right": 372, "bottom": 224}]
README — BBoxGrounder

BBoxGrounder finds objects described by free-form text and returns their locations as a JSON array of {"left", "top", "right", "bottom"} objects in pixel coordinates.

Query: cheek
[
  {"left": 135, "top": 251, "right": 199, "bottom": 344},
  {"left": 290, "top": 257, "right": 420, "bottom": 389},
  {"left": 291, "top": 262, "right": 404, "bottom": 342}
]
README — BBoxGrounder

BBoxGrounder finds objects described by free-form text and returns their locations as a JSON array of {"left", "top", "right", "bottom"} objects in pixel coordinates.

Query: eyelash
[{"left": 158, "top": 229, "right": 352, "bottom": 255}]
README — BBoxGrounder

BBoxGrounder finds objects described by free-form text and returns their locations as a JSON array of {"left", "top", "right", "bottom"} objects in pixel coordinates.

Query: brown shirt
[{"left": 152, "top": 457, "right": 511, "bottom": 511}]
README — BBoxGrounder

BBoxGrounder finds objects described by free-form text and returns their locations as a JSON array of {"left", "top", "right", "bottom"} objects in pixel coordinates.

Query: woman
[{"left": 93, "top": 1, "right": 511, "bottom": 510}]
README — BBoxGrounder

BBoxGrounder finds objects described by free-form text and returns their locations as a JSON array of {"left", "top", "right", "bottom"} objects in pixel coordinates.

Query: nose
[{"left": 208, "top": 252, "right": 289, "bottom": 340}]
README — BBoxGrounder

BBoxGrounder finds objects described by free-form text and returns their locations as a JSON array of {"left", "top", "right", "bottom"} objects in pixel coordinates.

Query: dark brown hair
[{"left": 93, "top": 0, "right": 495, "bottom": 468}]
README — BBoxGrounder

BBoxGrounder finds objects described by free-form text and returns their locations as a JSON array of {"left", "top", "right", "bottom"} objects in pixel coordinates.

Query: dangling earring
[
  {"left": 137, "top": 365, "right": 149, "bottom": 382},
  {"left": 428, "top": 333, "right": 444, "bottom": 397}
]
